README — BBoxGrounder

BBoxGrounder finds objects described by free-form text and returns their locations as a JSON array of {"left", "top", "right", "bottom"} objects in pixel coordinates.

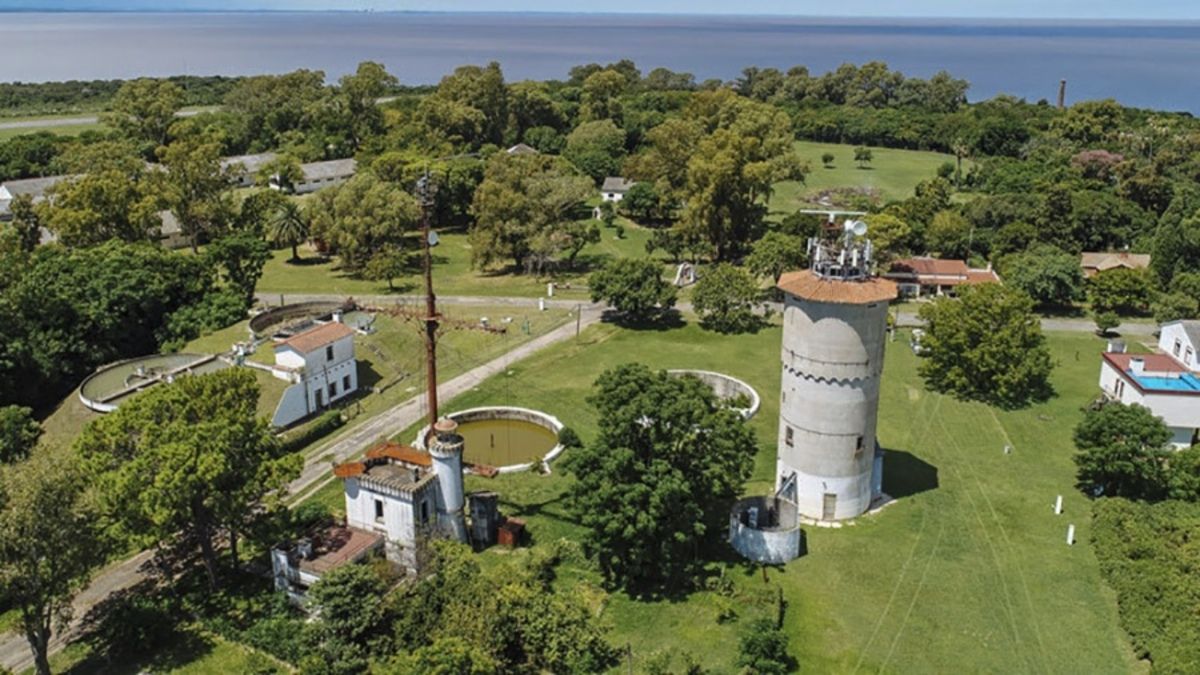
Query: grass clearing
[
  {"left": 27, "top": 627, "right": 283, "bottom": 675},
  {"left": 257, "top": 221, "right": 654, "bottom": 301},
  {"left": 302, "top": 318, "right": 1135, "bottom": 673},
  {"left": 771, "top": 141, "right": 966, "bottom": 214}
]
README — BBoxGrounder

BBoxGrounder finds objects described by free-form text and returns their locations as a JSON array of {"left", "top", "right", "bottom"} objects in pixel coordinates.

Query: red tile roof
[
  {"left": 1081, "top": 251, "right": 1151, "bottom": 276},
  {"left": 1102, "top": 352, "right": 1187, "bottom": 375},
  {"left": 365, "top": 442, "right": 432, "bottom": 467},
  {"left": 777, "top": 270, "right": 898, "bottom": 305},
  {"left": 275, "top": 322, "right": 355, "bottom": 354},
  {"left": 333, "top": 462, "right": 366, "bottom": 479},
  {"left": 891, "top": 257, "right": 970, "bottom": 277}
]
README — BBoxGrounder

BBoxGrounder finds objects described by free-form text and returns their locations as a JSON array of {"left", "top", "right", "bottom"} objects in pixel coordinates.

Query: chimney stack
[{"left": 1130, "top": 357, "right": 1145, "bottom": 375}]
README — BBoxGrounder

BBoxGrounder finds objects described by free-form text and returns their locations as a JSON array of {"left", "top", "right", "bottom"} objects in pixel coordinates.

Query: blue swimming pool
[{"left": 1132, "top": 371, "right": 1200, "bottom": 392}]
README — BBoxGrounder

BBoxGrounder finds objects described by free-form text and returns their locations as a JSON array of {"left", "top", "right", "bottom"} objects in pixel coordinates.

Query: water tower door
[{"left": 822, "top": 493, "right": 837, "bottom": 521}]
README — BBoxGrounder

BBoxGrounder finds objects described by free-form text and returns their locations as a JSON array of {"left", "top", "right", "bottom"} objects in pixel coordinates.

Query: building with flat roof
[{"left": 1098, "top": 320, "right": 1200, "bottom": 447}]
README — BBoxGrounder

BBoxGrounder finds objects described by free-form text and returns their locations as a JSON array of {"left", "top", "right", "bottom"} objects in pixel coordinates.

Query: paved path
[
  {"left": 0, "top": 109, "right": 202, "bottom": 132},
  {"left": 894, "top": 310, "right": 1157, "bottom": 336},
  {"left": 288, "top": 303, "right": 602, "bottom": 503},
  {"left": 254, "top": 291, "right": 590, "bottom": 312},
  {"left": 0, "top": 301, "right": 602, "bottom": 672},
  {"left": 0, "top": 551, "right": 155, "bottom": 673}
]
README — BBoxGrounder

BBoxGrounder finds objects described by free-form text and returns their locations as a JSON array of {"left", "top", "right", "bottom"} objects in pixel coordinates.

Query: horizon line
[{"left": 1, "top": 9, "right": 1198, "bottom": 22}]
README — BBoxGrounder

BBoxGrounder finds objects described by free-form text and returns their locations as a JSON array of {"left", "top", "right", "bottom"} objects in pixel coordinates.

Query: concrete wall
[
  {"left": 777, "top": 294, "right": 890, "bottom": 521},
  {"left": 667, "top": 369, "right": 761, "bottom": 420},
  {"left": 728, "top": 496, "right": 802, "bottom": 564}
]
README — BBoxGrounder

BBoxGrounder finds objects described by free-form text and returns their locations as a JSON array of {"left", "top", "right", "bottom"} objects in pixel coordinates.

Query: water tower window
[
  {"left": 328, "top": 382, "right": 337, "bottom": 399},
  {"left": 855, "top": 436, "right": 864, "bottom": 459},
  {"left": 343, "top": 375, "right": 351, "bottom": 390},
  {"left": 374, "top": 499, "right": 384, "bottom": 523},
  {"left": 785, "top": 426, "right": 794, "bottom": 447},
  {"left": 326, "top": 345, "right": 335, "bottom": 362},
  {"left": 420, "top": 501, "right": 429, "bottom": 525}
]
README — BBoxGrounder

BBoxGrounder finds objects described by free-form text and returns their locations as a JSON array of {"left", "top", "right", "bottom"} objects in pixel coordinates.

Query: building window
[
  {"left": 328, "top": 382, "right": 337, "bottom": 399},
  {"left": 420, "top": 501, "right": 429, "bottom": 525},
  {"left": 326, "top": 345, "right": 334, "bottom": 362},
  {"left": 785, "top": 426, "right": 794, "bottom": 447},
  {"left": 374, "top": 499, "right": 384, "bottom": 523},
  {"left": 1187, "top": 348, "right": 1194, "bottom": 366},
  {"left": 855, "top": 436, "right": 865, "bottom": 458},
  {"left": 1174, "top": 339, "right": 1182, "bottom": 357},
  {"left": 343, "top": 375, "right": 352, "bottom": 391}
]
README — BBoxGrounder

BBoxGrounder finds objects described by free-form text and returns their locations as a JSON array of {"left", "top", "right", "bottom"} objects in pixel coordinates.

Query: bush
[
  {"left": 557, "top": 425, "right": 582, "bottom": 449},
  {"left": 1092, "top": 499, "right": 1200, "bottom": 673},
  {"left": 589, "top": 257, "right": 677, "bottom": 325},
  {"left": 158, "top": 289, "right": 249, "bottom": 352},
  {"left": 279, "top": 409, "right": 343, "bottom": 450},
  {"left": 735, "top": 618, "right": 792, "bottom": 674}
]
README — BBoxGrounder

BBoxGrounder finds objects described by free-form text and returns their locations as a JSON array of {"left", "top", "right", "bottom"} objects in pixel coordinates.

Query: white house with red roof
[
  {"left": 1098, "top": 320, "right": 1200, "bottom": 447},
  {"left": 883, "top": 257, "right": 1000, "bottom": 297},
  {"left": 270, "top": 319, "right": 358, "bottom": 426}
]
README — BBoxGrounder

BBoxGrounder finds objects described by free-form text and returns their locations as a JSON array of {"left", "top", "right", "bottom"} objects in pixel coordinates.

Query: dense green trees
[
  {"left": 268, "top": 200, "right": 310, "bottom": 260},
  {"left": 0, "top": 406, "right": 40, "bottom": 464},
  {"left": 102, "top": 78, "right": 184, "bottom": 151},
  {"left": 75, "top": 369, "right": 301, "bottom": 588},
  {"left": 589, "top": 257, "right": 677, "bottom": 324},
  {"left": 745, "top": 231, "right": 807, "bottom": 283},
  {"left": 1000, "top": 244, "right": 1084, "bottom": 308},
  {"left": 564, "top": 364, "right": 757, "bottom": 593},
  {"left": 1092, "top": 499, "right": 1200, "bottom": 673},
  {"left": 468, "top": 153, "right": 593, "bottom": 271},
  {"left": 158, "top": 130, "right": 238, "bottom": 251},
  {"left": 0, "top": 241, "right": 217, "bottom": 408},
  {"left": 563, "top": 119, "right": 626, "bottom": 183},
  {"left": 917, "top": 283, "right": 1053, "bottom": 408},
  {"left": 0, "top": 450, "right": 103, "bottom": 675},
  {"left": 307, "top": 171, "right": 420, "bottom": 272}
]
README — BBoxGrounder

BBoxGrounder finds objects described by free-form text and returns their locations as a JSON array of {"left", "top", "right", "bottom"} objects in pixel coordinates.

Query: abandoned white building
[
  {"left": 1098, "top": 320, "right": 1200, "bottom": 448},
  {"left": 272, "top": 419, "right": 503, "bottom": 602},
  {"left": 268, "top": 320, "right": 359, "bottom": 427},
  {"left": 272, "top": 158, "right": 358, "bottom": 194},
  {"left": 600, "top": 176, "right": 634, "bottom": 202}
]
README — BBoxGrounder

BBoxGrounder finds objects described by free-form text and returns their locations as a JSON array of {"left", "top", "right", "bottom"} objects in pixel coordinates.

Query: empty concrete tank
[{"left": 775, "top": 269, "right": 897, "bottom": 521}]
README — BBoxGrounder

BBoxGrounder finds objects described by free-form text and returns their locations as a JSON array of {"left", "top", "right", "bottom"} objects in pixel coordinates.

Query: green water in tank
[{"left": 457, "top": 418, "right": 557, "bottom": 468}]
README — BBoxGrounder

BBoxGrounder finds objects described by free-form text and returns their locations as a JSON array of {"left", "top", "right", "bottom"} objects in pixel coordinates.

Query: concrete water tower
[{"left": 775, "top": 219, "right": 897, "bottom": 522}]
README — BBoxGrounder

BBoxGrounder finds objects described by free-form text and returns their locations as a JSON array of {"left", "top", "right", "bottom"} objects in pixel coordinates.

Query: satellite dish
[
  {"left": 428, "top": 231, "right": 440, "bottom": 247},
  {"left": 849, "top": 219, "right": 868, "bottom": 237}
]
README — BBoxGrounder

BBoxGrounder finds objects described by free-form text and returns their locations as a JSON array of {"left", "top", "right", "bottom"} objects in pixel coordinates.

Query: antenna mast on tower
[{"left": 417, "top": 170, "right": 440, "bottom": 429}]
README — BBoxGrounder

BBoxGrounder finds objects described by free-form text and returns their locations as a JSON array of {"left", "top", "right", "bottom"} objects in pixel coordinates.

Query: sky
[{"left": 2, "top": 0, "right": 1199, "bottom": 20}]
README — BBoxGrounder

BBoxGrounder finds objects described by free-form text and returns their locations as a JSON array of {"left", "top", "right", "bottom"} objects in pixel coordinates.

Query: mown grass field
[
  {"left": 770, "top": 141, "right": 965, "bottom": 214},
  {"left": 30, "top": 628, "right": 286, "bottom": 675},
  {"left": 307, "top": 317, "right": 1137, "bottom": 673}
]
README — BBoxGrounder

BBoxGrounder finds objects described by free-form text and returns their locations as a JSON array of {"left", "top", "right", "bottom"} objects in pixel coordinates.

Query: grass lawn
[
  {"left": 0, "top": 122, "right": 104, "bottom": 141},
  {"left": 305, "top": 317, "right": 1137, "bottom": 673},
  {"left": 771, "top": 141, "right": 966, "bottom": 215},
  {"left": 257, "top": 221, "right": 655, "bottom": 301},
  {"left": 27, "top": 628, "right": 285, "bottom": 675}
]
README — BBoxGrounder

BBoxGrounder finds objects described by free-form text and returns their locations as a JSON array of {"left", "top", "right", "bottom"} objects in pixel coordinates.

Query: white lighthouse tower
[
  {"left": 428, "top": 417, "right": 468, "bottom": 542},
  {"left": 775, "top": 219, "right": 897, "bottom": 522}
]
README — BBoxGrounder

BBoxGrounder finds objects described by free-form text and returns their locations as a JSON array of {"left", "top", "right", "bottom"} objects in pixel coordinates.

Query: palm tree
[{"left": 269, "top": 201, "right": 309, "bottom": 262}]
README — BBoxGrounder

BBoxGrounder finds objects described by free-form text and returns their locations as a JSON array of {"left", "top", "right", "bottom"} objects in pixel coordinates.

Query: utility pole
[
  {"left": 1057, "top": 79, "right": 1067, "bottom": 110},
  {"left": 418, "top": 170, "right": 440, "bottom": 429}
]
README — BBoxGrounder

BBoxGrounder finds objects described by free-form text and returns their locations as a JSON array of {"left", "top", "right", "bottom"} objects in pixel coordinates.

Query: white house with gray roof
[
  {"left": 601, "top": 176, "right": 635, "bottom": 202},
  {"left": 273, "top": 158, "right": 358, "bottom": 195},
  {"left": 221, "top": 152, "right": 277, "bottom": 187}
]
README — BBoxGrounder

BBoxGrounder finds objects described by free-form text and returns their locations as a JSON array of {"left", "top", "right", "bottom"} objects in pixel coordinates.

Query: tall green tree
[
  {"left": 917, "top": 283, "right": 1053, "bottom": 408},
  {"left": 1074, "top": 402, "right": 1173, "bottom": 500},
  {"left": 103, "top": 78, "right": 184, "bottom": 149},
  {"left": 307, "top": 172, "right": 420, "bottom": 272},
  {"left": 268, "top": 200, "right": 310, "bottom": 261},
  {"left": 0, "top": 406, "right": 40, "bottom": 465},
  {"left": 692, "top": 263, "right": 763, "bottom": 334},
  {"left": 1000, "top": 244, "right": 1084, "bottom": 308},
  {"left": 564, "top": 364, "right": 757, "bottom": 593},
  {"left": 338, "top": 61, "right": 399, "bottom": 151},
  {"left": 745, "top": 231, "right": 807, "bottom": 283},
  {"left": 469, "top": 153, "right": 593, "bottom": 271},
  {"left": 589, "top": 257, "right": 677, "bottom": 324},
  {"left": 303, "top": 563, "right": 393, "bottom": 675},
  {"left": 205, "top": 231, "right": 270, "bottom": 304},
  {"left": 158, "top": 130, "right": 237, "bottom": 251},
  {"left": 563, "top": 119, "right": 627, "bottom": 184},
  {"left": 0, "top": 449, "right": 103, "bottom": 675},
  {"left": 1088, "top": 267, "right": 1156, "bottom": 316},
  {"left": 75, "top": 369, "right": 300, "bottom": 588}
]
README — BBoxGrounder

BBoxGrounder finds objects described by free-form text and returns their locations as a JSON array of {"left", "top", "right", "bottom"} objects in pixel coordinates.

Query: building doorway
[{"left": 822, "top": 493, "right": 837, "bottom": 520}]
